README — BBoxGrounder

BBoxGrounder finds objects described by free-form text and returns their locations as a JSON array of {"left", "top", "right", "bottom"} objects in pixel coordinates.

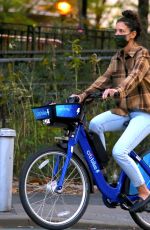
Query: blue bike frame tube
[
  {"left": 130, "top": 151, "right": 150, "bottom": 175},
  {"left": 78, "top": 125, "right": 122, "bottom": 201},
  {"left": 56, "top": 126, "right": 79, "bottom": 190}
]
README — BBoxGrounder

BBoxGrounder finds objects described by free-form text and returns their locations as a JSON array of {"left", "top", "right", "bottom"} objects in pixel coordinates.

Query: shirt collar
[{"left": 117, "top": 45, "right": 142, "bottom": 59}]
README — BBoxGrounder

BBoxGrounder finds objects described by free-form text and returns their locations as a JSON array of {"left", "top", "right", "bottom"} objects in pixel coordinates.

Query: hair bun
[{"left": 122, "top": 10, "right": 138, "bottom": 20}]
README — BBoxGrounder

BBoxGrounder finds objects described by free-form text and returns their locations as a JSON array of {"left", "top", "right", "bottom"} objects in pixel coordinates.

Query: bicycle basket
[{"left": 32, "top": 103, "right": 81, "bottom": 122}]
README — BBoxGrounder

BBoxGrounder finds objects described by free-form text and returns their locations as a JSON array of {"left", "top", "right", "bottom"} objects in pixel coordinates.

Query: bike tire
[
  {"left": 19, "top": 147, "right": 90, "bottom": 230},
  {"left": 124, "top": 151, "right": 150, "bottom": 230}
]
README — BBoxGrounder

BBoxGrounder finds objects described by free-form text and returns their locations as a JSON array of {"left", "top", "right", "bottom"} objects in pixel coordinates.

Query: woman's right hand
[{"left": 70, "top": 92, "right": 87, "bottom": 103}]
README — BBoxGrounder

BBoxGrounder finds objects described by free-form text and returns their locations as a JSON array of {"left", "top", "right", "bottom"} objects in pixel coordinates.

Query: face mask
[{"left": 114, "top": 34, "right": 129, "bottom": 48}]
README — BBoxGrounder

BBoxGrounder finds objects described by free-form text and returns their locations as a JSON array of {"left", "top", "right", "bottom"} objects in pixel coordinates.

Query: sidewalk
[{"left": 0, "top": 192, "right": 141, "bottom": 229}]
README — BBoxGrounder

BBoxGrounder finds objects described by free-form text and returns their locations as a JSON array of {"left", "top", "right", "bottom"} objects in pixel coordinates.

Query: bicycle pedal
[
  {"left": 120, "top": 194, "right": 134, "bottom": 208},
  {"left": 102, "top": 197, "right": 117, "bottom": 208},
  {"left": 120, "top": 203, "right": 130, "bottom": 210}
]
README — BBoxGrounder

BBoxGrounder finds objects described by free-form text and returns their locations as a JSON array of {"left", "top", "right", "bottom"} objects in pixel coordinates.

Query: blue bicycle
[{"left": 19, "top": 92, "right": 150, "bottom": 230}]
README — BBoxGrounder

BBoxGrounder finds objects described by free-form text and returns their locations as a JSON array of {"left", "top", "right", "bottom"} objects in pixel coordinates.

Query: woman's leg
[
  {"left": 112, "top": 112, "right": 150, "bottom": 193},
  {"left": 89, "top": 110, "right": 129, "bottom": 149}
]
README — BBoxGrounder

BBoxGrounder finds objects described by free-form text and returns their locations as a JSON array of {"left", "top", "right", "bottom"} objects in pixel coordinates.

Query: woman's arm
[{"left": 116, "top": 50, "right": 150, "bottom": 98}]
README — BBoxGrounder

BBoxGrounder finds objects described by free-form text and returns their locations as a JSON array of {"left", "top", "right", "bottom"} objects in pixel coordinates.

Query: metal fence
[
  {"left": 0, "top": 23, "right": 116, "bottom": 127},
  {"left": 0, "top": 23, "right": 115, "bottom": 52}
]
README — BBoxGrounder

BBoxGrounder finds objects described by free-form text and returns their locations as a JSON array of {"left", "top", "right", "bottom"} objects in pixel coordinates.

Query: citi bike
[{"left": 19, "top": 92, "right": 150, "bottom": 230}]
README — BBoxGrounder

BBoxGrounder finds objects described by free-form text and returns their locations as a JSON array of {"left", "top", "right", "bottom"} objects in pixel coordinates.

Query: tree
[
  {"left": 138, "top": 0, "right": 150, "bottom": 48},
  {"left": 87, "top": 0, "right": 107, "bottom": 28},
  {"left": 82, "top": 0, "right": 88, "bottom": 19},
  {"left": 84, "top": 0, "right": 125, "bottom": 28},
  {"left": 0, "top": 0, "right": 37, "bottom": 24}
]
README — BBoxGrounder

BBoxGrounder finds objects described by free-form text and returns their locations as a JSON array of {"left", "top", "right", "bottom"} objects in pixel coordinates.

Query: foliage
[
  {"left": 0, "top": 0, "right": 79, "bottom": 26},
  {"left": 0, "top": 44, "right": 108, "bottom": 176},
  {"left": 66, "top": 39, "right": 83, "bottom": 91},
  {"left": 0, "top": 40, "right": 150, "bottom": 180},
  {"left": 0, "top": 0, "right": 35, "bottom": 24}
]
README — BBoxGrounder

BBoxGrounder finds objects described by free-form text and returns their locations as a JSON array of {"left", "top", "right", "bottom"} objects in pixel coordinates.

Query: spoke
[
  {"left": 34, "top": 161, "right": 49, "bottom": 180},
  {"left": 34, "top": 190, "right": 49, "bottom": 217},
  {"left": 51, "top": 155, "right": 64, "bottom": 180},
  {"left": 64, "top": 171, "right": 80, "bottom": 190},
  {"left": 27, "top": 184, "right": 45, "bottom": 193},
  {"left": 59, "top": 194, "right": 72, "bottom": 213},
  {"left": 46, "top": 195, "right": 60, "bottom": 221}
]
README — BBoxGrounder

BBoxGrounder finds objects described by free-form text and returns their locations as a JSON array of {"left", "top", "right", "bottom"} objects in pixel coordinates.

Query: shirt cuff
[
  {"left": 79, "top": 92, "right": 88, "bottom": 101},
  {"left": 116, "top": 87, "right": 126, "bottom": 98}
]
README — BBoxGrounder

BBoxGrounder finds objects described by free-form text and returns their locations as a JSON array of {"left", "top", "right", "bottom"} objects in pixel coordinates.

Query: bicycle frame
[{"left": 56, "top": 123, "right": 150, "bottom": 204}]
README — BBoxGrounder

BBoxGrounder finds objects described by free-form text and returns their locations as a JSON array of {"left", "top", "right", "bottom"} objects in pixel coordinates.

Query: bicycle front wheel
[{"left": 19, "top": 147, "right": 90, "bottom": 230}]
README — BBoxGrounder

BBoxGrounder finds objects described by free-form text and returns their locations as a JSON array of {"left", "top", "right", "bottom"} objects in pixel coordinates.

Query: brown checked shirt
[{"left": 84, "top": 45, "right": 150, "bottom": 116}]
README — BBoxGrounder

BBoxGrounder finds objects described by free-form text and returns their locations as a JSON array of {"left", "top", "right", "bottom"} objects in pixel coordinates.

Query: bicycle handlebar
[
  {"left": 67, "top": 91, "right": 120, "bottom": 103},
  {"left": 87, "top": 91, "right": 120, "bottom": 99},
  {"left": 67, "top": 96, "right": 80, "bottom": 103}
]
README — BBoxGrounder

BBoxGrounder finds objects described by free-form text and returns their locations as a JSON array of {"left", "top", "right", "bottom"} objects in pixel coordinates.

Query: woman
[{"left": 73, "top": 10, "right": 150, "bottom": 212}]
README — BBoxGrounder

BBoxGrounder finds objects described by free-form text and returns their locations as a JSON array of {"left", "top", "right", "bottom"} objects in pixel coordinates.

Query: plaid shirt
[{"left": 84, "top": 45, "right": 150, "bottom": 116}]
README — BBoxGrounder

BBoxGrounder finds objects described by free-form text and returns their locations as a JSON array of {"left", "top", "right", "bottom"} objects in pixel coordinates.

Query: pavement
[{"left": 0, "top": 191, "right": 142, "bottom": 230}]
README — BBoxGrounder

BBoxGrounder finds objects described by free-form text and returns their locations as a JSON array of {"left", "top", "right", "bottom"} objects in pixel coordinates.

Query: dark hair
[{"left": 117, "top": 10, "right": 141, "bottom": 40}]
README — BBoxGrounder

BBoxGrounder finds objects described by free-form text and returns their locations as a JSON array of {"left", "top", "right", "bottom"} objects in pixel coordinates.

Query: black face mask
[{"left": 114, "top": 34, "right": 129, "bottom": 48}]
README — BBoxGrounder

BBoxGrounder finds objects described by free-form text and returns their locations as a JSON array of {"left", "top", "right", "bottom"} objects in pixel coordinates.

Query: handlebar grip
[
  {"left": 114, "top": 91, "right": 120, "bottom": 98},
  {"left": 87, "top": 91, "right": 103, "bottom": 99},
  {"left": 87, "top": 91, "right": 120, "bottom": 100},
  {"left": 67, "top": 96, "right": 80, "bottom": 103},
  {"left": 67, "top": 91, "right": 120, "bottom": 103}
]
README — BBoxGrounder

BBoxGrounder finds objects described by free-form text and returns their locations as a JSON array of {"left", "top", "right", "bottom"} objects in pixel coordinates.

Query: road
[
  {"left": 0, "top": 192, "right": 142, "bottom": 230},
  {"left": 0, "top": 228, "right": 138, "bottom": 230}
]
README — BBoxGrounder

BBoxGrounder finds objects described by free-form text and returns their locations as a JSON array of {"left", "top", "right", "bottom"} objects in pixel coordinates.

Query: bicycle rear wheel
[
  {"left": 124, "top": 151, "right": 150, "bottom": 230},
  {"left": 19, "top": 147, "right": 90, "bottom": 230}
]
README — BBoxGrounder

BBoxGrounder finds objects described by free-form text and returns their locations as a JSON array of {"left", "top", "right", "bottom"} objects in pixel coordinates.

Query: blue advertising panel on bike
[
  {"left": 55, "top": 104, "right": 81, "bottom": 119},
  {"left": 32, "top": 103, "right": 81, "bottom": 121},
  {"left": 32, "top": 106, "right": 53, "bottom": 120}
]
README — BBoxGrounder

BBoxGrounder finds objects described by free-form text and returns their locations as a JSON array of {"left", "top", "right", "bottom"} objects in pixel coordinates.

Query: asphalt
[{"left": 0, "top": 191, "right": 142, "bottom": 230}]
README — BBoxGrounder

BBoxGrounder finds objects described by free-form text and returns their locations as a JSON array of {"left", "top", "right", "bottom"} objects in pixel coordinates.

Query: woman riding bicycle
[{"left": 73, "top": 10, "right": 150, "bottom": 212}]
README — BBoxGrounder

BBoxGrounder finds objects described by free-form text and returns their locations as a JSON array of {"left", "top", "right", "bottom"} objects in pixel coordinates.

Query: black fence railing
[
  {"left": 0, "top": 23, "right": 115, "bottom": 52},
  {"left": 0, "top": 49, "right": 116, "bottom": 63}
]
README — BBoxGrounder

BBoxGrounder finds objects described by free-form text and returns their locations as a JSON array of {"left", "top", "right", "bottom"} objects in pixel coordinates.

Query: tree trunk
[
  {"left": 138, "top": 0, "right": 149, "bottom": 48},
  {"left": 82, "top": 0, "right": 87, "bottom": 19},
  {"left": 95, "top": 0, "right": 106, "bottom": 28},
  {"left": 78, "top": 0, "right": 88, "bottom": 29}
]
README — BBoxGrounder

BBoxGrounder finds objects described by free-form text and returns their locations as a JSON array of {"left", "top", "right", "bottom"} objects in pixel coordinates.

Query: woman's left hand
[{"left": 102, "top": 88, "right": 118, "bottom": 99}]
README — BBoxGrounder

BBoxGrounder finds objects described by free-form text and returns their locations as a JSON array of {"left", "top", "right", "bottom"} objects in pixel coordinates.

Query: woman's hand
[
  {"left": 70, "top": 92, "right": 87, "bottom": 103},
  {"left": 102, "top": 88, "right": 118, "bottom": 99}
]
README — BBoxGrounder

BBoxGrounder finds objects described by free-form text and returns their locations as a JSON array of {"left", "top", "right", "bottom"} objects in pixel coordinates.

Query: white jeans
[{"left": 89, "top": 110, "right": 150, "bottom": 187}]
